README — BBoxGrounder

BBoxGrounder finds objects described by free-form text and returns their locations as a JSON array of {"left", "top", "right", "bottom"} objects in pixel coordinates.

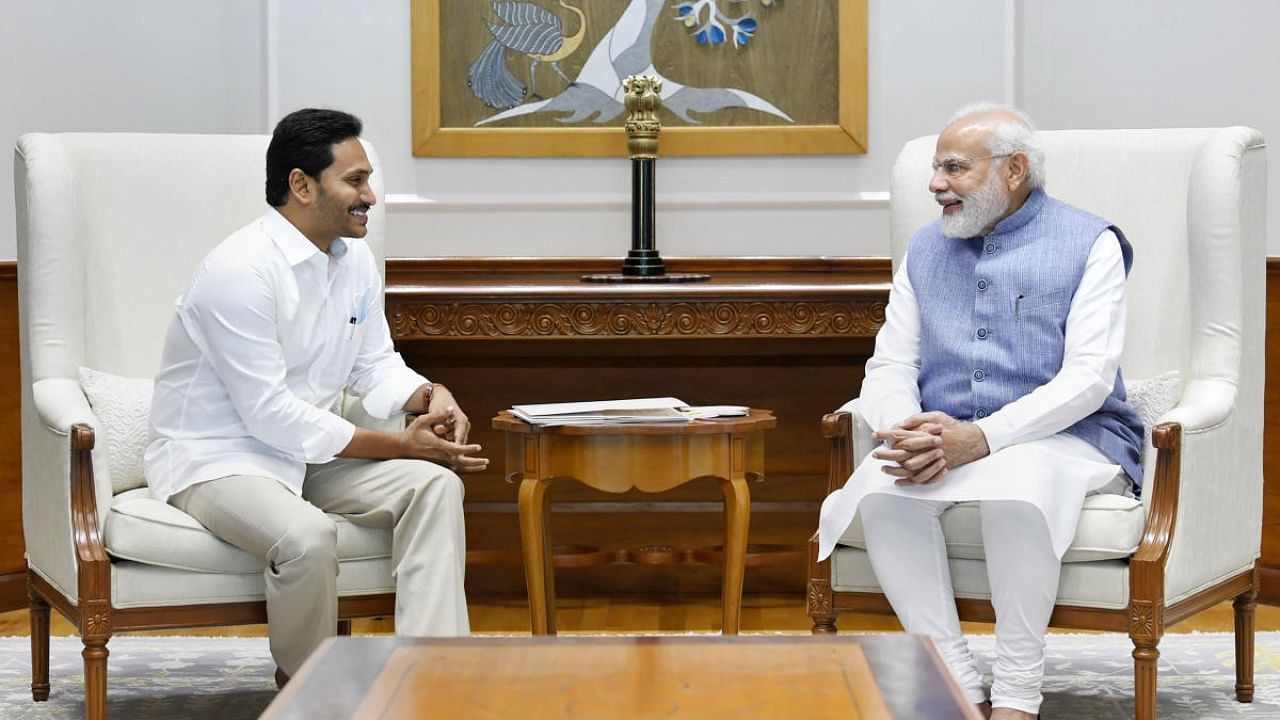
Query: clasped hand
[
  {"left": 871, "top": 411, "right": 989, "bottom": 486},
  {"left": 404, "top": 408, "right": 488, "bottom": 472}
]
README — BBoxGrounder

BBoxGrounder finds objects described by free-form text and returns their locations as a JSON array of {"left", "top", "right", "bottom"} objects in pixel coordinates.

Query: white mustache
[{"left": 935, "top": 192, "right": 963, "bottom": 206}]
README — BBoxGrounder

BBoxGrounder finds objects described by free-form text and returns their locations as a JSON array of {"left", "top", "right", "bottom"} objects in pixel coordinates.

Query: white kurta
[{"left": 817, "top": 230, "right": 1131, "bottom": 560}]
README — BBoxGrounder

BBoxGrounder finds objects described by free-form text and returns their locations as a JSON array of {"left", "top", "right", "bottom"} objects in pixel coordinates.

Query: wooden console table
[
  {"left": 385, "top": 258, "right": 888, "bottom": 598},
  {"left": 494, "top": 409, "right": 776, "bottom": 634}
]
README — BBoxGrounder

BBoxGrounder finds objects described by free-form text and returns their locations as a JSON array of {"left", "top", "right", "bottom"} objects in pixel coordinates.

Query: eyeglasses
[{"left": 931, "top": 154, "right": 1012, "bottom": 179}]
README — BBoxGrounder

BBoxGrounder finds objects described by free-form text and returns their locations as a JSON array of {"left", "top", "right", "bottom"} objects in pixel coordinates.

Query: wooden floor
[{"left": 1, "top": 594, "right": 1277, "bottom": 637}]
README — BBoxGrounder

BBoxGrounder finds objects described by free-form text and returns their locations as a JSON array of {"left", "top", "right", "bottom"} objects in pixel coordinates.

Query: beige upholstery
[
  {"left": 811, "top": 127, "right": 1266, "bottom": 720},
  {"left": 15, "top": 132, "right": 398, "bottom": 716}
]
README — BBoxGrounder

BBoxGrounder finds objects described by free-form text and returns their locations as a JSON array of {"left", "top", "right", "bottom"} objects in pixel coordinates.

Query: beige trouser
[{"left": 171, "top": 458, "right": 468, "bottom": 675}]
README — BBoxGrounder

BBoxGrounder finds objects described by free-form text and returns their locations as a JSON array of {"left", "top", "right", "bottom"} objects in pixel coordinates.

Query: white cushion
[
  {"left": 838, "top": 492, "right": 1144, "bottom": 563},
  {"left": 831, "top": 549, "right": 1132, "bottom": 609},
  {"left": 110, "top": 557, "right": 395, "bottom": 608},
  {"left": 105, "top": 488, "right": 392, "bottom": 574},
  {"left": 78, "top": 367, "right": 153, "bottom": 494}
]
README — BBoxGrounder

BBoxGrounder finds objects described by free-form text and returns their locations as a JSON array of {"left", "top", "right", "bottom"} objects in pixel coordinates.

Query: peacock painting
[
  {"left": 467, "top": 1, "right": 587, "bottom": 110},
  {"left": 465, "top": 0, "right": 793, "bottom": 126}
]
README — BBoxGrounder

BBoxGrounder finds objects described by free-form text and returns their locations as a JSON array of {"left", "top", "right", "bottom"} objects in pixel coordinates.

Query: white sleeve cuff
[
  {"left": 360, "top": 367, "right": 429, "bottom": 419},
  {"left": 308, "top": 415, "right": 357, "bottom": 464}
]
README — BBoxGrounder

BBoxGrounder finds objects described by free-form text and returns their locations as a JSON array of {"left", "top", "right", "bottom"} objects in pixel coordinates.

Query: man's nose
[
  {"left": 928, "top": 171, "right": 948, "bottom": 193},
  {"left": 362, "top": 185, "right": 377, "bottom": 207}
]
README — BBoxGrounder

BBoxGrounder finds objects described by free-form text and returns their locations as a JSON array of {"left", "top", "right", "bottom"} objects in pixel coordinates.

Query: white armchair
[
  {"left": 807, "top": 127, "right": 1266, "bottom": 720},
  {"left": 15, "top": 132, "right": 401, "bottom": 720}
]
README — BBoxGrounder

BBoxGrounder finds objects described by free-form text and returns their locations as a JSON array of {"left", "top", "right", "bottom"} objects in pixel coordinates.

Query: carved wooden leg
[
  {"left": 718, "top": 464, "right": 751, "bottom": 636},
  {"left": 518, "top": 477, "right": 557, "bottom": 635},
  {"left": 29, "top": 583, "right": 50, "bottom": 702},
  {"left": 1130, "top": 637, "right": 1159, "bottom": 720},
  {"left": 1233, "top": 581, "right": 1257, "bottom": 703},
  {"left": 82, "top": 636, "right": 109, "bottom": 720},
  {"left": 807, "top": 577, "right": 837, "bottom": 634},
  {"left": 337, "top": 619, "right": 353, "bottom": 636}
]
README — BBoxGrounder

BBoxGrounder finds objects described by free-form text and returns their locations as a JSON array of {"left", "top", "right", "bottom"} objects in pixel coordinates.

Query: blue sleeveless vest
[{"left": 906, "top": 188, "right": 1145, "bottom": 492}]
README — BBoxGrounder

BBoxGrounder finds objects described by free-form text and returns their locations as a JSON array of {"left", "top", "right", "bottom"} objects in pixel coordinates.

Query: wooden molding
[
  {"left": 386, "top": 256, "right": 891, "bottom": 341},
  {"left": 392, "top": 299, "right": 886, "bottom": 340}
]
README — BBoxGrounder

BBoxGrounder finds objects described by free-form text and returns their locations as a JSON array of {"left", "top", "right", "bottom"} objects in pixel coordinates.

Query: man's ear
[
  {"left": 288, "top": 168, "right": 313, "bottom": 205},
  {"left": 1004, "top": 152, "right": 1029, "bottom": 191}
]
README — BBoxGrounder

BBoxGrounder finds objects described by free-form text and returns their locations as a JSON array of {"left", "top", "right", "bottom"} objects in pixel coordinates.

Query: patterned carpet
[{"left": 0, "top": 632, "right": 1276, "bottom": 719}]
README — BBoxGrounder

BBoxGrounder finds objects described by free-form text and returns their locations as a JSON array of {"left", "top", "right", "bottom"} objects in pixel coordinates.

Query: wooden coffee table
[
  {"left": 493, "top": 409, "right": 776, "bottom": 635},
  {"left": 261, "top": 635, "right": 983, "bottom": 719}
]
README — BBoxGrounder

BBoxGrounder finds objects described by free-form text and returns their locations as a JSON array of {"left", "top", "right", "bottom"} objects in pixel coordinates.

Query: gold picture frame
[{"left": 411, "top": 0, "right": 867, "bottom": 157}]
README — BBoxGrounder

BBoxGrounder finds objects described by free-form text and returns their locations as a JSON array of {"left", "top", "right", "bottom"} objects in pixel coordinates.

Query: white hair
[{"left": 947, "top": 102, "right": 1046, "bottom": 189}]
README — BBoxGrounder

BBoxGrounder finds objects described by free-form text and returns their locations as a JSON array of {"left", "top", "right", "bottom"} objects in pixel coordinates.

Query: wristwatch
[{"left": 424, "top": 382, "right": 447, "bottom": 408}]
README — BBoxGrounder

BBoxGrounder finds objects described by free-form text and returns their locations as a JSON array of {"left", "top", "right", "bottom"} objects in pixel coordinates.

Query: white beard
[{"left": 939, "top": 170, "right": 1010, "bottom": 238}]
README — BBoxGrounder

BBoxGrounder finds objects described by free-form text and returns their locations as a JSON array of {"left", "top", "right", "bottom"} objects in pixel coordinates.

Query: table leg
[
  {"left": 718, "top": 471, "right": 751, "bottom": 636},
  {"left": 518, "top": 477, "right": 558, "bottom": 635}
]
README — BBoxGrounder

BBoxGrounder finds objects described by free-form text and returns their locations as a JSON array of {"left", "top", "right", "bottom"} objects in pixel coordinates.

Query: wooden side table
[{"left": 493, "top": 409, "right": 776, "bottom": 635}]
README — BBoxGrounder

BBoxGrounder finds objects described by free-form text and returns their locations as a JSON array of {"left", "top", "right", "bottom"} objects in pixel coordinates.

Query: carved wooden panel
[{"left": 391, "top": 300, "right": 886, "bottom": 340}]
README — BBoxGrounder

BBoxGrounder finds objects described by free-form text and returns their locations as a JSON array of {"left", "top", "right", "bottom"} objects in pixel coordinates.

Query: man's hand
[
  {"left": 424, "top": 384, "right": 471, "bottom": 445},
  {"left": 873, "top": 426, "right": 947, "bottom": 486},
  {"left": 401, "top": 409, "right": 488, "bottom": 472},
  {"left": 898, "top": 411, "right": 990, "bottom": 471}
]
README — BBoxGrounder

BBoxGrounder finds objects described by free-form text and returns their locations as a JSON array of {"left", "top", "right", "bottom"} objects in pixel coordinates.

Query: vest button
[
  {"left": 975, "top": 408, "right": 987, "bottom": 418},
  {"left": 977, "top": 279, "right": 988, "bottom": 290},
  {"left": 976, "top": 328, "right": 988, "bottom": 339},
  {"left": 973, "top": 369, "right": 985, "bottom": 381},
  {"left": 984, "top": 242, "right": 996, "bottom": 253}
]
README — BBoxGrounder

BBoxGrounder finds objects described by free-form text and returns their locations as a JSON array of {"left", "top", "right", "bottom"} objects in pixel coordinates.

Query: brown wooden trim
[
  {"left": 29, "top": 571, "right": 82, "bottom": 627},
  {"left": 0, "top": 261, "right": 14, "bottom": 280},
  {"left": 385, "top": 257, "right": 892, "bottom": 342},
  {"left": 386, "top": 256, "right": 892, "bottom": 281},
  {"left": 0, "top": 569, "right": 26, "bottom": 612}
]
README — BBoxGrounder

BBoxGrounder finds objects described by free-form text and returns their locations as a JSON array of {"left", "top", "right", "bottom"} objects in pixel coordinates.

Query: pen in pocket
[{"left": 1015, "top": 294, "right": 1024, "bottom": 319}]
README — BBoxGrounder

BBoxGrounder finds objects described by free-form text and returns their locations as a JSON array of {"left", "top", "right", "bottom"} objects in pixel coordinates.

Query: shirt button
[
  {"left": 984, "top": 242, "right": 996, "bottom": 253},
  {"left": 976, "top": 328, "right": 988, "bottom": 339},
  {"left": 973, "top": 369, "right": 985, "bottom": 381},
  {"left": 975, "top": 408, "right": 988, "bottom": 419},
  {"left": 977, "top": 279, "right": 988, "bottom": 290}
]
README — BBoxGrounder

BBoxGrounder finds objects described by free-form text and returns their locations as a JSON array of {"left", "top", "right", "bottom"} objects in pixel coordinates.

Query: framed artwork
[{"left": 411, "top": 0, "right": 867, "bottom": 157}]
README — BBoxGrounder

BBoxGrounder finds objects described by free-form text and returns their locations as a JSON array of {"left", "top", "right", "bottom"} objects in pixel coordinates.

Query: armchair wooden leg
[
  {"left": 1130, "top": 637, "right": 1159, "bottom": 720},
  {"left": 1233, "top": 581, "right": 1257, "bottom": 703},
  {"left": 83, "top": 636, "right": 109, "bottom": 720},
  {"left": 28, "top": 583, "right": 50, "bottom": 702},
  {"left": 807, "top": 536, "right": 837, "bottom": 634},
  {"left": 806, "top": 577, "right": 838, "bottom": 634}
]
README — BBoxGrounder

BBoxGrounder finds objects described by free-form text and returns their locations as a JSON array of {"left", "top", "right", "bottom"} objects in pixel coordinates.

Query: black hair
[{"left": 265, "top": 108, "right": 363, "bottom": 207}]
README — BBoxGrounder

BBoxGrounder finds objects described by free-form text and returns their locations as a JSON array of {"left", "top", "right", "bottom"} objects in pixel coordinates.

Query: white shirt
[
  {"left": 859, "top": 230, "right": 1128, "bottom": 451},
  {"left": 144, "top": 208, "right": 428, "bottom": 501}
]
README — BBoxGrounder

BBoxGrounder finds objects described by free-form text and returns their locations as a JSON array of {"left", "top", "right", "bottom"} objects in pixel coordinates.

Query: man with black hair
[{"left": 144, "top": 108, "right": 486, "bottom": 685}]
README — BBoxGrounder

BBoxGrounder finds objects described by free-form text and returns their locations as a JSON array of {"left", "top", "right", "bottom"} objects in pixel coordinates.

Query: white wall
[{"left": 3, "top": 0, "right": 1279, "bottom": 260}]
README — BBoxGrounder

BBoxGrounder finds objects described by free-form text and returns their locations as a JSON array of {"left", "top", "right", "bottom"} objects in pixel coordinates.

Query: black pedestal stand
[{"left": 583, "top": 75, "right": 709, "bottom": 284}]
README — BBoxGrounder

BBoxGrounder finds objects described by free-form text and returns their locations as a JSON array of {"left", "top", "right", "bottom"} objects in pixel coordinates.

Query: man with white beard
[{"left": 816, "top": 103, "right": 1143, "bottom": 720}]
